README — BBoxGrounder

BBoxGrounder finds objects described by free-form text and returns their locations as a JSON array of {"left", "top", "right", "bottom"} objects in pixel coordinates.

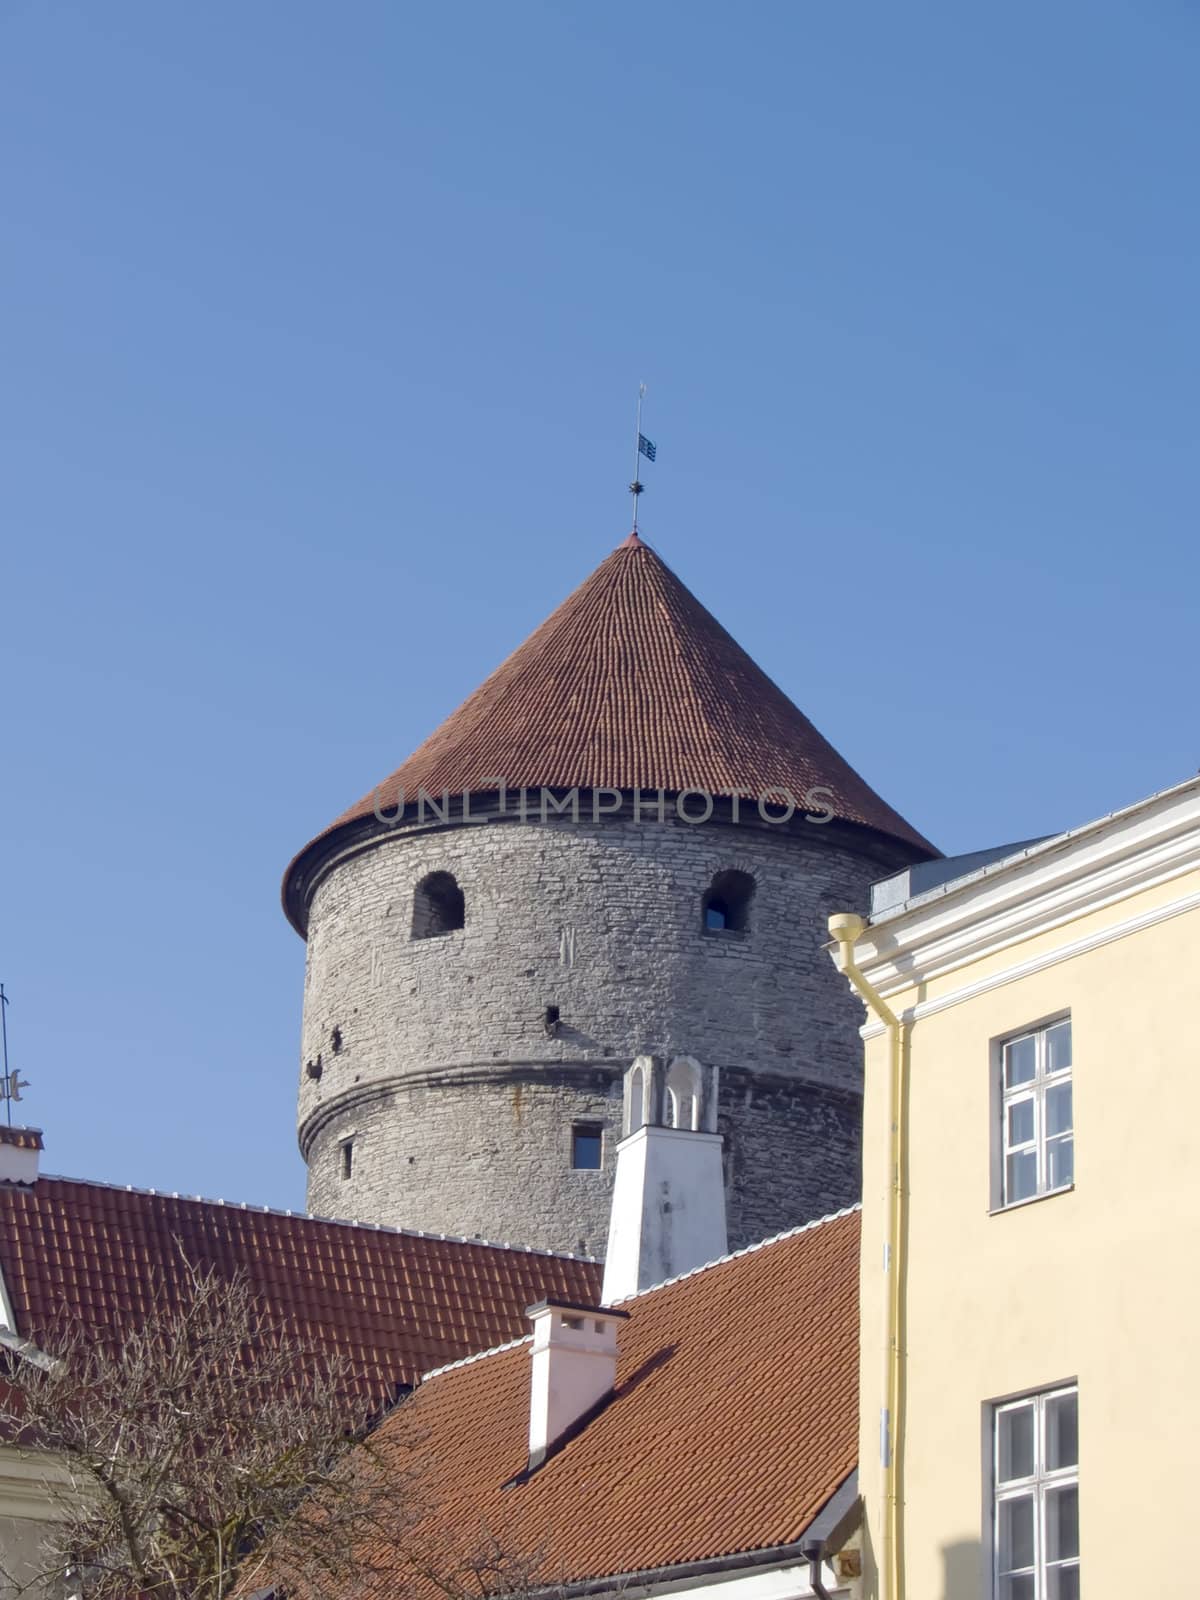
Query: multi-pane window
[
  {"left": 1001, "top": 1018, "right": 1073, "bottom": 1205},
  {"left": 994, "top": 1386, "right": 1079, "bottom": 1599}
]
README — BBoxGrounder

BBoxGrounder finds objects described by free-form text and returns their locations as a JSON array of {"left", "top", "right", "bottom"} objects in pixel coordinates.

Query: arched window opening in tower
[
  {"left": 702, "top": 869, "right": 755, "bottom": 933},
  {"left": 411, "top": 871, "right": 465, "bottom": 939}
]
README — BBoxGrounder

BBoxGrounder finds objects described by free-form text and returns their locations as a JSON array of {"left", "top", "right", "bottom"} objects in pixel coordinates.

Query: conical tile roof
[{"left": 287, "top": 534, "right": 933, "bottom": 919}]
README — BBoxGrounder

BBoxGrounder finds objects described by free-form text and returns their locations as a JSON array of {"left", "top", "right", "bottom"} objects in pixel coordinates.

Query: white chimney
[
  {"left": 601, "top": 1055, "right": 727, "bottom": 1303},
  {"left": 0, "top": 1127, "right": 42, "bottom": 1186},
  {"left": 526, "top": 1298, "right": 629, "bottom": 1469}
]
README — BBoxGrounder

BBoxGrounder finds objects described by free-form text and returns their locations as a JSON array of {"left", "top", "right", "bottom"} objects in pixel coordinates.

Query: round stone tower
[{"left": 283, "top": 532, "right": 934, "bottom": 1256}]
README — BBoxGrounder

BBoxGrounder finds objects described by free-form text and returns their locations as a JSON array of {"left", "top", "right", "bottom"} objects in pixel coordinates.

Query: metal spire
[
  {"left": 0, "top": 986, "right": 10, "bottom": 1128},
  {"left": 629, "top": 382, "right": 648, "bottom": 531},
  {"left": 0, "top": 986, "right": 29, "bottom": 1128}
]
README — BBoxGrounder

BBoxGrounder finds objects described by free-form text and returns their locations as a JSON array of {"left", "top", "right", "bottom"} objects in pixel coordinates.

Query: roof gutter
[
  {"left": 827, "top": 914, "right": 905, "bottom": 1600},
  {"left": 799, "top": 1470, "right": 861, "bottom": 1600},
  {"left": 514, "top": 1472, "right": 859, "bottom": 1600}
]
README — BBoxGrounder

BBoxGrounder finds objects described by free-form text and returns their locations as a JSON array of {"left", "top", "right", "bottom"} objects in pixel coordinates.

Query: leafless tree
[{"left": 0, "top": 1256, "right": 438, "bottom": 1600}]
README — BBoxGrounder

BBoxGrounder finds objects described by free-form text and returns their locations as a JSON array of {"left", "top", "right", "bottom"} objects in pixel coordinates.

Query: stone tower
[{"left": 283, "top": 532, "right": 934, "bottom": 1255}]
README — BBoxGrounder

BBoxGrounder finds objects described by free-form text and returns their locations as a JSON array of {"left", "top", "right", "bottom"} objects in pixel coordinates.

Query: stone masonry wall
[
  {"left": 298, "top": 809, "right": 900, "bottom": 1253},
  {"left": 304, "top": 1061, "right": 862, "bottom": 1257}
]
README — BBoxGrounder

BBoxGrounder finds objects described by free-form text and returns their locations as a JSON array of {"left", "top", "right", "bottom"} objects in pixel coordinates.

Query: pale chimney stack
[
  {"left": 525, "top": 1299, "right": 630, "bottom": 1469},
  {"left": 0, "top": 1127, "right": 42, "bottom": 1187},
  {"left": 601, "top": 1055, "right": 727, "bottom": 1303}
]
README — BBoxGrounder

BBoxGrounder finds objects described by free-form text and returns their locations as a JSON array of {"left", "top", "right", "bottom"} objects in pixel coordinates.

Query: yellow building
[{"left": 828, "top": 776, "right": 1200, "bottom": 1600}]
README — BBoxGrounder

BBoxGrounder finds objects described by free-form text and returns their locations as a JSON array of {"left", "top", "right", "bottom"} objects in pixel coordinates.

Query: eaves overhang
[
  {"left": 282, "top": 792, "right": 927, "bottom": 940},
  {"left": 505, "top": 1471, "right": 861, "bottom": 1600},
  {"left": 849, "top": 773, "right": 1200, "bottom": 1007}
]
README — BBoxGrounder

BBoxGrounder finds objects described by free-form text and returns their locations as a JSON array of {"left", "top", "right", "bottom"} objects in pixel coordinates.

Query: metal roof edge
[{"left": 868, "top": 772, "right": 1200, "bottom": 928}]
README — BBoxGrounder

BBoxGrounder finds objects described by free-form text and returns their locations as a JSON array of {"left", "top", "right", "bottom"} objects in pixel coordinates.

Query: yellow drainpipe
[{"left": 828, "top": 912, "right": 905, "bottom": 1600}]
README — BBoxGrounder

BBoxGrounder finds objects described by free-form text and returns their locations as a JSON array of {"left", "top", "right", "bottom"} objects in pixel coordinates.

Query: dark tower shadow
[{"left": 941, "top": 1536, "right": 984, "bottom": 1599}]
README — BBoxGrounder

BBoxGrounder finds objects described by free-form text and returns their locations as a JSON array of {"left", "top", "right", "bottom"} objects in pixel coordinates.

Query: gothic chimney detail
[{"left": 601, "top": 1056, "right": 727, "bottom": 1303}]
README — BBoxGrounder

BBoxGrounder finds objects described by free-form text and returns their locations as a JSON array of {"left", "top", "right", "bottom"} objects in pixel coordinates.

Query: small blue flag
[{"left": 638, "top": 433, "right": 657, "bottom": 462}]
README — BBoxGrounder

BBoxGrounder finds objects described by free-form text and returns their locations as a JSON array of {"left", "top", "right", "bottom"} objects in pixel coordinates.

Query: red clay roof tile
[
  {"left": 0, "top": 1177, "right": 600, "bottom": 1405},
  {"left": 339, "top": 1209, "right": 861, "bottom": 1595},
  {"left": 284, "top": 538, "right": 933, "bottom": 927}
]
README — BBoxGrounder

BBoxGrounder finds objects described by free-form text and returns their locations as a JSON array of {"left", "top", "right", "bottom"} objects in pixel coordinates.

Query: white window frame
[
  {"left": 991, "top": 1384, "right": 1079, "bottom": 1599},
  {"left": 993, "top": 1016, "right": 1073, "bottom": 1210}
]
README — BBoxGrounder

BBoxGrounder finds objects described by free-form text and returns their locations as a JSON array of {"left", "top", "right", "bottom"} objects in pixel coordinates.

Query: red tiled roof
[
  {"left": 285, "top": 537, "right": 933, "bottom": 926},
  {"left": 0, "top": 1177, "right": 600, "bottom": 1404},
  {"left": 346, "top": 1208, "right": 861, "bottom": 1595}
]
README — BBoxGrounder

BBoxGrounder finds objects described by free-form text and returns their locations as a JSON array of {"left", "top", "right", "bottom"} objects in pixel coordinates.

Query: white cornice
[
  {"left": 0, "top": 1446, "right": 72, "bottom": 1521},
  {"left": 852, "top": 778, "right": 1200, "bottom": 1000},
  {"left": 858, "top": 884, "right": 1200, "bottom": 1037}
]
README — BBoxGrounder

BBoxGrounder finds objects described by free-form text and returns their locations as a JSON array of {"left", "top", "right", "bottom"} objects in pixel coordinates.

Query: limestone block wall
[
  {"left": 296, "top": 808, "right": 903, "bottom": 1254},
  {"left": 303, "top": 1062, "right": 862, "bottom": 1258},
  {"left": 305, "top": 1065, "right": 620, "bottom": 1255}
]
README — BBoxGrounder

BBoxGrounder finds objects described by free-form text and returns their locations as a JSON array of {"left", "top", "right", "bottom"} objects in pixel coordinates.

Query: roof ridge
[
  {"left": 420, "top": 1331, "right": 533, "bottom": 1384},
  {"left": 414, "top": 1204, "right": 864, "bottom": 1386},
  {"left": 608, "top": 1201, "right": 864, "bottom": 1304},
  {"left": 33, "top": 1174, "right": 600, "bottom": 1263}
]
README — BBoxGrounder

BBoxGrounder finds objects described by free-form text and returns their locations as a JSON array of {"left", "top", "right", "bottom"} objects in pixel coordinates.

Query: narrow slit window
[{"left": 340, "top": 1139, "right": 354, "bottom": 1180}]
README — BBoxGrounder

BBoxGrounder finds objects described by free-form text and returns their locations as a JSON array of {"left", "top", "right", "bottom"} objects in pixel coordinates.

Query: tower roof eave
[{"left": 282, "top": 536, "right": 937, "bottom": 935}]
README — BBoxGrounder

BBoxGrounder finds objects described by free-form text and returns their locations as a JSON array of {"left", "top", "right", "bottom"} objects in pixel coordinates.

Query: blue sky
[{"left": 2, "top": 2, "right": 1196, "bottom": 1208}]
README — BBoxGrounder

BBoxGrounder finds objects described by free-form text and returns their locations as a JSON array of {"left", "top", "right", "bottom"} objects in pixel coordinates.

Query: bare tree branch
[{"left": 0, "top": 1254, "right": 430, "bottom": 1600}]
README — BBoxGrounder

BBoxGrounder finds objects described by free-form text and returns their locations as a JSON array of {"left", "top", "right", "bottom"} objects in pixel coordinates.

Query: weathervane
[
  {"left": 629, "top": 382, "right": 657, "bottom": 532},
  {"left": 0, "top": 986, "right": 30, "bottom": 1128}
]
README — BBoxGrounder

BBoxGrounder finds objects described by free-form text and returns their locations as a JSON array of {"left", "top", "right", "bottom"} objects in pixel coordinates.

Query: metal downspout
[
  {"left": 828, "top": 912, "right": 904, "bottom": 1600},
  {"left": 801, "top": 1541, "right": 834, "bottom": 1600}
]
